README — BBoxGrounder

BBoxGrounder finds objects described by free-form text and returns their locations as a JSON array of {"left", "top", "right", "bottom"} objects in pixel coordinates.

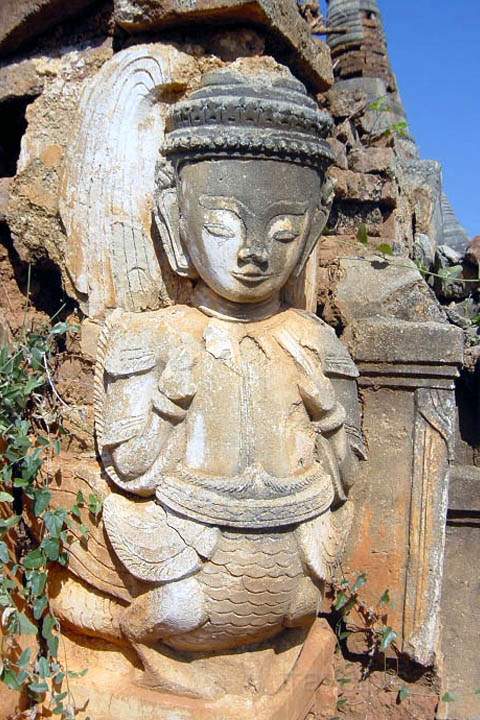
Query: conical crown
[{"left": 163, "top": 68, "right": 334, "bottom": 169}]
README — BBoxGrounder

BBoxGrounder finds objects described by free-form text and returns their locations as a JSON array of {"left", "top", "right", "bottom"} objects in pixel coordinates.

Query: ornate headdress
[{"left": 163, "top": 68, "right": 334, "bottom": 169}]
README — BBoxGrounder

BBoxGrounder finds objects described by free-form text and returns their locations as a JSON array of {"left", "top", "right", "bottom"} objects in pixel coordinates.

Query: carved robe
[{"left": 94, "top": 304, "right": 363, "bottom": 651}]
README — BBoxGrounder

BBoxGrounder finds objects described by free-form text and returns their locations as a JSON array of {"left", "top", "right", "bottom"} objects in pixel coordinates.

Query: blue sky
[{"left": 322, "top": 0, "right": 480, "bottom": 238}]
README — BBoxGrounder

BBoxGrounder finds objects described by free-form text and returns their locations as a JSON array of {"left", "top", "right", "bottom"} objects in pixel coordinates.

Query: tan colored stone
[
  {"left": 328, "top": 137, "right": 348, "bottom": 170},
  {"left": 0, "top": 177, "right": 11, "bottom": 222},
  {"left": 0, "top": 57, "right": 44, "bottom": 101},
  {"left": 6, "top": 42, "right": 113, "bottom": 272},
  {"left": 328, "top": 166, "right": 397, "bottom": 206},
  {"left": 0, "top": 0, "right": 98, "bottom": 57},
  {"left": 348, "top": 146, "right": 395, "bottom": 175},
  {"left": 114, "top": 0, "right": 333, "bottom": 91}
]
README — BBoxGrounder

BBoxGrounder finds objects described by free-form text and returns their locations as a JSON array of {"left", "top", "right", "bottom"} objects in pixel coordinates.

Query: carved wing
[
  {"left": 102, "top": 494, "right": 218, "bottom": 583},
  {"left": 49, "top": 467, "right": 134, "bottom": 603},
  {"left": 59, "top": 44, "right": 197, "bottom": 319},
  {"left": 296, "top": 502, "right": 354, "bottom": 582}
]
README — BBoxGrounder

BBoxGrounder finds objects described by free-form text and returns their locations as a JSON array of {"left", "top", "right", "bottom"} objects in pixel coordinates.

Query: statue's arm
[{"left": 96, "top": 313, "right": 197, "bottom": 486}]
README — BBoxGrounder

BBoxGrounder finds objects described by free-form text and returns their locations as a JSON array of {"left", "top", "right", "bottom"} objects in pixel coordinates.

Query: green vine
[{"left": 0, "top": 312, "right": 101, "bottom": 719}]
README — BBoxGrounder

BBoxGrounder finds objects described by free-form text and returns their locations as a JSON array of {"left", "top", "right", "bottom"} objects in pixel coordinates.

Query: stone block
[
  {"left": 342, "top": 316, "right": 463, "bottom": 666},
  {"left": 323, "top": 255, "right": 447, "bottom": 329},
  {"left": 54, "top": 618, "right": 337, "bottom": 720},
  {"left": 328, "top": 167, "right": 397, "bottom": 206},
  {"left": 0, "top": 57, "right": 44, "bottom": 101},
  {"left": 348, "top": 146, "right": 395, "bottom": 175},
  {"left": 113, "top": 0, "right": 333, "bottom": 91},
  {"left": 0, "top": 0, "right": 99, "bottom": 58},
  {"left": 345, "top": 317, "right": 464, "bottom": 367},
  {"left": 327, "top": 138, "right": 348, "bottom": 170}
]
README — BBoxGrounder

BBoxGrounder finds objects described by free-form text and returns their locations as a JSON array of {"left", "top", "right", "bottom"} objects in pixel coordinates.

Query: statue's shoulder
[
  {"left": 99, "top": 305, "right": 203, "bottom": 377},
  {"left": 290, "top": 309, "right": 359, "bottom": 379}
]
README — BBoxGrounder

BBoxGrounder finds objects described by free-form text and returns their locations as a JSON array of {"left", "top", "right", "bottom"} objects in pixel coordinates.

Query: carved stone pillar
[{"left": 342, "top": 317, "right": 463, "bottom": 666}]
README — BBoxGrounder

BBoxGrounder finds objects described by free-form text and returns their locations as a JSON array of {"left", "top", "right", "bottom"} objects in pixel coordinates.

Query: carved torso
[{"left": 93, "top": 304, "right": 362, "bottom": 651}]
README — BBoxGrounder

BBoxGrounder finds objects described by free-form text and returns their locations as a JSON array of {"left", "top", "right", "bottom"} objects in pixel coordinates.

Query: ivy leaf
[
  {"left": 50, "top": 322, "right": 70, "bottom": 336},
  {"left": 38, "top": 656, "right": 51, "bottom": 678},
  {"left": 352, "top": 573, "right": 367, "bottom": 592},
  {"left": 33, "top": 595, "right": 48, "bottom": 620},
  {"left": 23, "top": 548, "right": 45, "bottom": 570},
  {"left": 0, "top": 541, "right": 9, "bottom": 564},
  {"left": 334, "top": 591, "right": 349, "bottom": 611},
  {"left": 28, "top": 571, "right": 47, "bottom": 597},
  {"left": 398, "top": 686, "right": 410, "bottom": 702},
  {"left": 380, "top": 626, "right": 398, "bottom": 651},
  {"left": 0, "top": 491, "right": 14, "bottom": 503},
  {"left": 18, "top": 648, "right": 32, "bottom": 668},
  {"left": 28, "top": 680, "right": 49, "bottom": 694},
  {"left": 88, "top": 493, "right": 103, "bottom": 519},
  {"left": 33, "top": 488, "right": 52, "bottom": 516},
  {"left": 16, "top": 611, "right": 38, "bottom": 635},
  {"left": 2, "top": 667, "right": 23, "bottom": 690},
  {"left": 379, "top": 589, "right": 391, "bottom": 606},
  {"left": 42, "top": 537, "right": 60, "bottom": 562},
  {"left": 44, "top": 510, "right": 67, "bottom": 538}
]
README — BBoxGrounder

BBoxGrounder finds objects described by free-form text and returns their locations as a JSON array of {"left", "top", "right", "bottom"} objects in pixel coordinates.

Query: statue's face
[{"left": 178, "top": 159, "right": 322, "bottom": 303}]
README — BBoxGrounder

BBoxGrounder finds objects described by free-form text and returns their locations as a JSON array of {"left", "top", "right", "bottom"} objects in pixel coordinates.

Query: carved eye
[
  {"left": 269, "top": 215, "right": 304, "bottom": 243},
  {"left": 272, "top": 230, "right": 299, "bottom": 243},
  {"left": 204, "top": 223, "right": 235, "bottom": 239}
]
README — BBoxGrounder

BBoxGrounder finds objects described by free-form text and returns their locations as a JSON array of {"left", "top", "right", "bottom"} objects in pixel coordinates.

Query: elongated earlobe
[
  {"left": 293, "top": 177, "right": 335, "bottom": 278},
  {"left": 154, "top": 186, "right": 198, "bottom": 279}
]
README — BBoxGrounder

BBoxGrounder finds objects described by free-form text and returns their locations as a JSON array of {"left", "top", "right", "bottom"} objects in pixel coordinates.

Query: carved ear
[
  {"left": 293, "top": 176, "right": 335, "bottom": 278},
  {"left": 154, "top": 187, "right": 198, "bottom": 279}
]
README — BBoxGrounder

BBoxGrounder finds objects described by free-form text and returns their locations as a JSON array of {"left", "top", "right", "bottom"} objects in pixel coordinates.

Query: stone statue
[{"left": 54, "top": 65, "right": 364, "bottom": 715}]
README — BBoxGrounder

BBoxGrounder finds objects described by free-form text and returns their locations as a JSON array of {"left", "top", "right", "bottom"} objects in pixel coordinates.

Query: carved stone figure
[{"left": 54, "top": 64, "right": 364, "bottom": 716}]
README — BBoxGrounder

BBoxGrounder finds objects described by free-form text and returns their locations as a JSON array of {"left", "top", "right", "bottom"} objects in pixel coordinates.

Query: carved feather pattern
[
  {"left": 60, "top": 45, "right": 194, "bottom": 318},
  {"left": 49, "top": 467, "right": 133, "bottom": 603},
  {"left": 102, "top": 494, "right": 202, "bottom": 583},
  {"left": 296, "top": 503, "right": 354, "bottom": 582}
]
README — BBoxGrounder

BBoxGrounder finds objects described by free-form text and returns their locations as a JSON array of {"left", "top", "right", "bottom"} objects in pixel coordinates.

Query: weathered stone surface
[
  {"left": 342, "top": 316, "right": 462, "bottom": 665},
  {"left": 52, "top": 618, "right": 338, "bottom": 719},
  {"left": 0, "top": 178, "right": 11, "bottom": 221},
  {"left": 6, "top": 42, "right": 113, "bottom": 275},
  {"left": 345, "top": 317, "right": 463, "bottom": 366},
  {"left": 348, "top": 146, "right": 395, "bottom": 175},
  {"left": 0, "top": 56, "right": 44, "bottom": 101},
  {"left": 0, "top": 0, "right": 99, "bottom": 57},
  {"left": 328, "top": 137, "right": 348, "bottom": 170},
  {"left": 322, "top": 255, "right": 446, "bottom": 330},
  {"left": 114, "top": 0, "right": 333, "bottom": 91},
  {"left": 329, "top": 167, "right": 397, "bottom": 206},
  {"left": 439, "top": 521, "right": 480, "bottom": 720}
]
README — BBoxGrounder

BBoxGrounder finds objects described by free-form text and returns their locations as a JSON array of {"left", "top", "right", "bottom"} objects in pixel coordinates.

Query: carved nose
[{"left": 237, "top": 244, "right": 269, "bottom": 270}]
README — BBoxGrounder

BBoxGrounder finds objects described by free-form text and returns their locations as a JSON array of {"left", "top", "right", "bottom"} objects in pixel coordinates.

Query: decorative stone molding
[{"left": 343, "top": 317, "right": 463, "bottom": 665}]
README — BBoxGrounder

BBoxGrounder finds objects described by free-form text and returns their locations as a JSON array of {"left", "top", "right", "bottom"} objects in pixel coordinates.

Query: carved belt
[{"left": 155, "top": 462, "right": 334, "bottom": 529}]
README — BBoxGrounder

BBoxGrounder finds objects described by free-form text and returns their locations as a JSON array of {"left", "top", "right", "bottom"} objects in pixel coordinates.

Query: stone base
[{"left": 62, "top": 619, "right": 337, "bottom": 720}]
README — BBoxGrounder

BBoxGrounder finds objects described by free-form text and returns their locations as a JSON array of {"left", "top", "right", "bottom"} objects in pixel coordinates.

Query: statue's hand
[{"left": 106, "top": 345, "right": 198, "bottom": 481}]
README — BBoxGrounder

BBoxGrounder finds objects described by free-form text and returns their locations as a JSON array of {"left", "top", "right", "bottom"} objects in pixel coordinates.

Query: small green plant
[
  {"left": 0, "top": 310, "right": 100, "bottom": 719},
  {"left": 366, "top": 95, "right": 410, "bottom": 143},
  {"left": 331, "top": 572, "right": 399, "bottom": 672}
]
